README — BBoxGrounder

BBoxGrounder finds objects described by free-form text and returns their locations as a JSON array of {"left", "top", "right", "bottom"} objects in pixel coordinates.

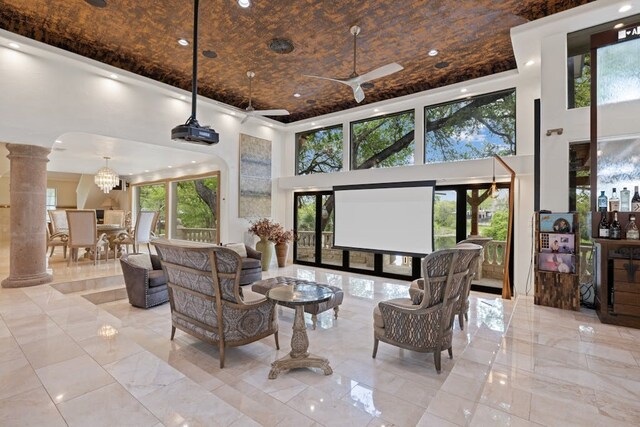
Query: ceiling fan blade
[
  {"left": 358, "top": 63, "right": 403, "bottom": 83},
  {"left": 303, "top": 74, "right": 350, "bottom": 85},
  {"left": 353, "top": 85, "right": 365, "bottom": 103},
  {"left": 240, "top": 114, "right": 250, "bottom": 124},
  {"left": 253, "top": 109, "right": 290, "bottom": 116}
]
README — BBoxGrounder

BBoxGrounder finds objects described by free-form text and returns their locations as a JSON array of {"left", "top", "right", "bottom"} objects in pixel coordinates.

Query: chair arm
[
  {"left": 50, "top": 232, "right": 69, "bottom": 242},
  {"left": 245, "top": 245, "right": 262, "bottom": 260},
  {"left": 119, "top": 258, "right": 150, "bottom": 308}
]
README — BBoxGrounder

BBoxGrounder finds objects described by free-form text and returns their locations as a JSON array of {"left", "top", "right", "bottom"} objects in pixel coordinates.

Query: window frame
[
  {"left": 349, "top": 109, "right": 416, "bottom": 171},
  {"left": 294, "top": 124, "right": 344, "bottom": 176},
  {"left": 423, "top": 88, "right": 517, "bottom": 164}
]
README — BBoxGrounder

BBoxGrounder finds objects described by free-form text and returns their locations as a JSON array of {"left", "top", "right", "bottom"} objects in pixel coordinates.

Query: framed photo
[
  {"left": 539, "top": 213, "right": 574, "bottom": 233},
  {"left": 540, "top": 233, "right": 575, "bottom": 254},
  {"left": 538, "top": 252, "right": 575, "bottom": 274}
]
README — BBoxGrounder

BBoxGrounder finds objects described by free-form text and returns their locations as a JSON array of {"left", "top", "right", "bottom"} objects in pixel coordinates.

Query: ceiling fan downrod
[{"left": 350, "top": 25, "right": 361, "bottom": 78}]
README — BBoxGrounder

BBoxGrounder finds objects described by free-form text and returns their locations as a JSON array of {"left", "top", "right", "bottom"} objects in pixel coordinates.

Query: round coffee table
[{"left": 267, "top": 282, "right": 334, "bottom": 379}]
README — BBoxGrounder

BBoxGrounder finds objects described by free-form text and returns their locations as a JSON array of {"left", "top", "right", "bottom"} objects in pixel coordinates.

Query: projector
[{"left": 171, "top": 123, "right": 219, "bottom": 145}]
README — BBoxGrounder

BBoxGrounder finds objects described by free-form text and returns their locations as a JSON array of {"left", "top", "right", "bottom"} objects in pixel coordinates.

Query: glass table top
[{"left": 267, "top": 282, "right": 334, "bottom": 305}]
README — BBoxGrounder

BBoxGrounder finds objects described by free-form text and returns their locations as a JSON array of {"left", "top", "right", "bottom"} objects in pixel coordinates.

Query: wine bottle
[
  {"left": 632, "top": 186, "right": 640, "bottom": 212},
  {"left": 610, "top": 211, "right": 622, "bottom": 240},
  {"left": 609, "top": 188, "right": 620, "bottom": 212},
  {"left": 621, "top": 187, "right": 631, "bottom": 211},
  {"left": 598, "top": 191, "right": 608, "bottom": 212},
  {"left": 598, "top": 211, "right": 610, "bottom": 238},
  {"left": 626, "top": 214, "right": 639, "bottom": 240}
]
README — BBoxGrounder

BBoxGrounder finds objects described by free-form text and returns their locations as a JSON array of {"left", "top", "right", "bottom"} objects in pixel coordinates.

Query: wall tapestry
[{"left": 239, "top": 133, "right": 272, "bottom": 218}]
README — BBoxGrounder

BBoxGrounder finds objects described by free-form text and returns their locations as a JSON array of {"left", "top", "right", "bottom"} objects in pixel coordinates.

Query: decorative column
[{"left": 2, "top": 144, "right": 53, "bottom": 288}]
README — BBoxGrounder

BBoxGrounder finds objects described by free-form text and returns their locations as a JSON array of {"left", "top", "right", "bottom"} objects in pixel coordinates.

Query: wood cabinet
[{"left": 594, "top": 239, "right": 640, "bottom": 328}]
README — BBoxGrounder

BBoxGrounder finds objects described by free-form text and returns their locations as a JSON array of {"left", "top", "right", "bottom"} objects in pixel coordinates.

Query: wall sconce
[{"left": 546, "top": 128, "right": 564, "bottom": 136}]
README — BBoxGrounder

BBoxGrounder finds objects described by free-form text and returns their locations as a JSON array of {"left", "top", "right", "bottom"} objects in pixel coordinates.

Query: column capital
[{"left": 6, "top": 143, "right": 51, "bottom": 162}]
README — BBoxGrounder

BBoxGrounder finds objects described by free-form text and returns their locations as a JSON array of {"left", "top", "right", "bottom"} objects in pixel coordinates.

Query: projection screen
[{"left": 333, "top": 181, "right": 435, "bottom": 257}]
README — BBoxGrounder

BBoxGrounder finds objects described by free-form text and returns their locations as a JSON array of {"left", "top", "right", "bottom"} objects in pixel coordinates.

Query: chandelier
[{"left": 94, "top": 157, "right": 119, "bottom": 193}]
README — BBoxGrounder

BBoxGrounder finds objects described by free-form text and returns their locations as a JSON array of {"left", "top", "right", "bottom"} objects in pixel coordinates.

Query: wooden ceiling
[{"left": 0, "top": 0, "right": 592, "bottom": 122}]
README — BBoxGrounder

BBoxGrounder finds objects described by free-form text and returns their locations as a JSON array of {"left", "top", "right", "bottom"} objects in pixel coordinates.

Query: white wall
[{"left": 0, "top": 30, "right": 285, "bottom": 243}]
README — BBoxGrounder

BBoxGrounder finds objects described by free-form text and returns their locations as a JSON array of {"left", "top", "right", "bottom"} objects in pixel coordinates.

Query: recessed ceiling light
[
  {"left": 435, "top": 61, "right": 450, "bottom": 69},
  {"left": 178, "top": 38, "right": 189, "bottom": 46},
  {"left": 84, "top": 0, "right": 107, "bottom": 7},
  {"left": 109, "top": 73, "right": 118, "bottom": 79},
  {"left": 230, "top": 111, "right": 236, "bottom": 116},
  {"left": 619, "top": 5, "right": 632, "bottom": 13},
  {"left": 238, "top": 0, "right": 251, "bottom": 8},
  {"left": 311, "top": 122, "right": 316, "bottom": 126},
  {"left": 428, "top": 49, "right": 438, "bottom": 57},
  {"left": 55, "top": 140, "right": 62, "bottom": 144},
  {"left": 293, "top": 93, "right": 301, "bottom": 98},
  {"left": 268, "top": 124, "right": 274, "bottom": 127},
  {"left": 525, "top": 60, "right": 535, "bottom": 66},
  {"left": 179, "top": 95, "right": 186, "bottom": 100},
  {"left": 168, "top": 165, "right": 172, "bottom": 168},
  {"left": 373, "top": 108, "right": 379, "bottom": 112},
  {"left": 8, "top": 42, "right": 20, "bottom": 49},
  {"left": 460, "top": 88, "right": 468, "bottom": 93},
  {"left": 144, "top": 170, "right": 150, "bottom": 173},
  {"left": 128, "top": 173, "right": 132, "bottom": 175},
  {"left": 614, "top": 23, "right": 625, "bottom": 29},
  {"left": 191, "top": 160, "right": 196, "bottom": 163}
]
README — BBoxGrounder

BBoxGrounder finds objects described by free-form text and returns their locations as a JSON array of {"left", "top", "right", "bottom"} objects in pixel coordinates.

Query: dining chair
[
  {"left": 103, "top": 209, "right": 126, "bottom": 227},
  {"left": 65, "top": 209, "right": 109, "bottom": 266},
  {"left": 46, "top": 223, "right": 68, "bottom": 259},
  {"left": 48, "top": 209, "right": 69, "bottom": 234},
  {"left": 116, "top": 210, "right": 158, "bottom": 254}
]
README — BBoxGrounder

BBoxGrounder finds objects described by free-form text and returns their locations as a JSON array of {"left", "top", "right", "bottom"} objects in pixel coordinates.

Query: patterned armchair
[
  {"left": 372, "top": 247, "right": 478, "bottom": 373},
  {"left": 453, "top": 241, "right": 485, "bottom": 329},
  {"left": 153, "top": 239, "right": 279, "bottom": 369}
]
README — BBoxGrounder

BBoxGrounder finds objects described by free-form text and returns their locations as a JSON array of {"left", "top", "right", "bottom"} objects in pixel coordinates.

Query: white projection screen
[{"left": 333, "top": 181, "right": 435, "bottom": 256}]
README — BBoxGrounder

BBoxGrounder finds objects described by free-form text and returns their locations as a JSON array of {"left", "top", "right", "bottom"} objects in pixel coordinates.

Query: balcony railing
[
  {"left": 295, "top": 230, "right": 595, "bottom": 285},
  {"left": 175, "top": 226, "right": 216, "bottom": 243}
]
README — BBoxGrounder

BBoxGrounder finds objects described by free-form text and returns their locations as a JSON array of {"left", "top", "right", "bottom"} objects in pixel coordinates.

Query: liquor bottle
[
  {"left": 620, "top": 187, "right": 631, "bottom": 211},
  {"left": 610, "top": 211, "right": 622, "bottom": 240},
  {"left": 632, "top": 186, "right": 640, "bottom": 212},
  {"left": 609, "top": 188, "right": 620, "bottom": 212},
  {"left": 598, "top": 191, "right": 608, "bottom": 212},
  {"left": 626, "top": 214, "right": 639, "bottom": 240},
  {"left": 598, "top": 211, "right": 610, "bottom": 238}
]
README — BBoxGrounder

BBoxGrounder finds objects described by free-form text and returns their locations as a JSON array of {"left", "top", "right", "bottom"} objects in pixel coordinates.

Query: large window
[
  {"left": 296, "top": 125, "right": 343, "bottom": 175},
  {"left": 46, "top": 188, "right": 57, "bottom": 211},
  {"left": 172, "top": 174, "right": 219, "bottom": 243},
  {"left": 137, "top": 183, "right": 167, "bottom": 237},
  {"left": 424, "top": 89, "right": 516, "bottom": 163},
  {"left": 350, "top": 110, "right": 415, "bottom": 170}
]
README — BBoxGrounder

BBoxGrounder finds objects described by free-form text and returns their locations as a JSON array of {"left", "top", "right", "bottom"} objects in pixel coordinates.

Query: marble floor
[{"left": 1, "top": 247, "right": 640, "bottom": 426}]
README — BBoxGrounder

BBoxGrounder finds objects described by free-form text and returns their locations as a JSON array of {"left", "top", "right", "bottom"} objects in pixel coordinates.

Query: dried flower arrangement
[
  {"left": 272, "top": 228, "right": 295, "bottom": 244},
  {"left": 248, "top": 218, "right": 281, "bottom": 241}
]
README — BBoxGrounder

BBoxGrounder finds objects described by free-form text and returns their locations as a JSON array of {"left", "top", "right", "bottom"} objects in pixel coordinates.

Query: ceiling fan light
[{"left": 238, "top": 0, "right": 251, "bottom": 8}]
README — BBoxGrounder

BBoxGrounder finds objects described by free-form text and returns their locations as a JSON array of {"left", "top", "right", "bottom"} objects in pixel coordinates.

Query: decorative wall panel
[{"left": 239, "top": 134, "right": 271, "bottom": 219}]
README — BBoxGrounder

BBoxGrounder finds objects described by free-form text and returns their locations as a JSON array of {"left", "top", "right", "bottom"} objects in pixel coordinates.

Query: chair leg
[
  {"left": 49, "top": 246, "right": 54, "bottom": 257},
  {"left": 464, "top": 312, "right": 469, "bottom": 321},
  {"left": 434, "top": 350, "right": 442, "bottom": 373},
  {"left": 63, "top": 245, "right": 67, "bottom": 259},
  {"left": 274, "top": 331, "right": 280, "bottom": 350},
  {"left": 93, "top": 245, "right": 97, "bottom": 265},
  {"left": 458, "top": 312, "right": 464, "bottom": 330},
  {"left": 334, "top": 306, "right": 339, "bottom": 319},
  {"left": 67, "top": 248, "right": 72, "bottom": 266},
  {"left": 170, "top": 326, "right": 176, "bottom": 340},
  {"left": 311, "top": 314, "right": 317, "bottom": 330},
  {"left": 448, "top": 347, "right": 453, "bottom": 359},
  {"left": 219, "top": 342, "right": 225, "bottom": 369},
  {"left": 372, "top": 337, "right": 379, "bottom": 358}
]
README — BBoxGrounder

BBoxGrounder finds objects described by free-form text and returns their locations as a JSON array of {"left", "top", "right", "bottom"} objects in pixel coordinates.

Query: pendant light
[
  {"left": 94, "top": 157, "right": 119, "bottom": 193},
  {"left": 490, "top": 157, "right": 499, "bottom": 199}
]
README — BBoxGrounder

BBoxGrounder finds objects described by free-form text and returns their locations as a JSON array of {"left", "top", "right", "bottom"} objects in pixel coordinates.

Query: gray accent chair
[
  {"left": 373, "top": 247, "right": 479, "bottom": 373},
  {"left": 240, "top": 245, "right": 262, "bottom": 285},
  {"left": 153, "top": 239, "right": 279, "bottom": 369},
  {"left": 120, "top": 253, "right": 169, "bottom": 308}
]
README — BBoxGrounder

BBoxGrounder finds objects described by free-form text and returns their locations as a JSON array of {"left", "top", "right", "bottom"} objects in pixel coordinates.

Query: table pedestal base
[{"left": 269, "top": 305, "right": 332, "bottom": 379}]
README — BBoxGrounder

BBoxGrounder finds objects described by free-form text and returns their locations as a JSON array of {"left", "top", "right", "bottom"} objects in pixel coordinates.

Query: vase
[
  {"left": 275, "top": 242, "right": 289, "bottom": 268},
  {"left": 255, "top": 237, "right": 274, "bottom": 271}
]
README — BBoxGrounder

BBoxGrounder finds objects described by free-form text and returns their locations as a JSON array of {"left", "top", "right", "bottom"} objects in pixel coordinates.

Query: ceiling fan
[
  {"left": 304, "top": 25, "right": 403, "bottom": 103},
  {"left": 241, "top": 71, "right": 289, "bottom": 124}
]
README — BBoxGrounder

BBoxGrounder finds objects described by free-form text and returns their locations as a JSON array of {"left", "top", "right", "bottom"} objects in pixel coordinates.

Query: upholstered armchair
[
  {"left": 46, "top": 224, "right": 68, "bottom": 259},
  {"left": 373, "top": 247, "right": 479, "bottom": 373},
  {"left": 120, "top": 253, "right": 169, "bottom": 308},
  {"left": 453, "top": 241, "right": 485, "bottom": 329},
  {"left": 153, "top": 239, "right": 279, "bottom": 368}
]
